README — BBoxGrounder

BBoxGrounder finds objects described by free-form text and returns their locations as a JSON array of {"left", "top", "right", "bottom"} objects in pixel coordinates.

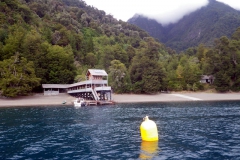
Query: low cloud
[
  {"left": 138, "top": 0, "right": 209, "bottom": 25},
  {"left": 86, "top": 0, "right": 240, "bottom": 25}
]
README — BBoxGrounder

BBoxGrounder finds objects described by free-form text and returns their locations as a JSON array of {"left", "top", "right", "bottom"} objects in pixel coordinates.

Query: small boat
[
  {"left": 73, "top": 98, "right": 86, "bottom": 108},
  {"left": 62, "top": 100, "right": 67, "bottom": 104}
]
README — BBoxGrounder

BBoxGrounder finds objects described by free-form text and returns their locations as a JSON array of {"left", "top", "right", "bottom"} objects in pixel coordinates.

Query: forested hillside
[
  {"left": 128, "top": 0, "right": 240, "bottom": 52},
  {"left": 1, "top": 0, "right": 240, "bottom": 97}
]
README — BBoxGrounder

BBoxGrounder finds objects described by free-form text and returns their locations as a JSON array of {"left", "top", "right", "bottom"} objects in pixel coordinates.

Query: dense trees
[
  {"left": 1, "top": 0, "right": 240, "bottom": 97},
  {"left": 42, "top": 44, "right": 76, "bottom": 84},
  {"left": 129, "top": 38, "right": 166, "bottom": 93},
  {"left": 0, "top": 54, "right": 40, "bottom": 97},
  {"left": 109, "top": 60, "right": 130, "bottom": 93}
]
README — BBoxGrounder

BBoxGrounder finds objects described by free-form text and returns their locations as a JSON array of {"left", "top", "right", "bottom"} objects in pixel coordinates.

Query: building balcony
[
  {"left": 69, "top": 80, "right": 108, "bottom": 88},
  {"left": 67, "top": 86, "right": 111, "bottom": 94},
  {"left": 95, "top": 86, "right": 111, "bottom": 91}
]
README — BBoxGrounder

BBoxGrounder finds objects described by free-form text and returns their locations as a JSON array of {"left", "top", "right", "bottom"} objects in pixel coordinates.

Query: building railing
[
  {"left": 67, "top": 86, "right": 111, "bottom": 94},
  {"left": 95, "top": 86, "right": 111, "bottom": 91},
  {"left": 69, "top": 80, "right": 108, "bottom": 88},
  {"left": 68, "top": 88, "right": 92, "bottom": 94}
]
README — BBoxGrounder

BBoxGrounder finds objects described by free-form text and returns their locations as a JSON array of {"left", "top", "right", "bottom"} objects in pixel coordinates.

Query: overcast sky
[{"left": 85, "top": 0, "right": 240, "bottom": 25}]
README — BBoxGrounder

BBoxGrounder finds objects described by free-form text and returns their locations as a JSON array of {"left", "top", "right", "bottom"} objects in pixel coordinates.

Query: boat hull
[{"left": 73, "top": 99, "right": 86, "bottom": 108}]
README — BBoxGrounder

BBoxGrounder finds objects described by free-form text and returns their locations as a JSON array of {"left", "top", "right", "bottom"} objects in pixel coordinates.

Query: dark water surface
[{"left": 1, "top": 101, "right": 240, "bottom": 160}]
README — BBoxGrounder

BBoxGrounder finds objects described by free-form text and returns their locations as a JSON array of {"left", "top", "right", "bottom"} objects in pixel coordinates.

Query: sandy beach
[
  {"left": 1, "top": 92, "right": 240, "bottom": 107},
  {"left": 112, "top": 92, "right": 240, "bottom": 103}
]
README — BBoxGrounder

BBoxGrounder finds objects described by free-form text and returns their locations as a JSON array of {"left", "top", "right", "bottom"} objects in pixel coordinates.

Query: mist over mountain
[
  {"left": 128, "top": 0, "right": 240, "bottom": 52},
  {"left": 134, "top": 0, "right": 209, "bottom": 26}
]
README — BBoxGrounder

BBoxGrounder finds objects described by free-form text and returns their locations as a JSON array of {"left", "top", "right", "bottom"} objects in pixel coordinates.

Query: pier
[{"left": 85, "top": 100, "right": 115, "bottom": 106}]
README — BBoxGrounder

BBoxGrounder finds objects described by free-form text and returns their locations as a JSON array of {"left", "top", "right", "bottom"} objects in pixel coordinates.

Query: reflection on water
[
  {"left": 139, "top": 141, "right": 159, "bottom": 159},
  {"left": 0, "top": 101, "right": 240, "bottom": 159}
]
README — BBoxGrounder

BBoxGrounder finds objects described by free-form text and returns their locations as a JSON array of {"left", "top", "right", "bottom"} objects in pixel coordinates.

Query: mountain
[
  {"left": 0, "top": 0, "right": 174, "bottom": 96},
  {"left": 128, "top": 0, "right": 240, "bottom": 52}
]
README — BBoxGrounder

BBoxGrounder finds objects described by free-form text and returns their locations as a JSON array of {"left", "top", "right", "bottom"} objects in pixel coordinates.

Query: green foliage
[
  {"left": 85, "top": 52, "right": 97, "bottom": 67},
  {"left": 231, "top": 27, "right": 240, "bottom": 41},
  {"left": 214, "top": 71, "right": 230, "bottom": 92},
  {"left": 2, "top": 25, "right": 26, "bottom": 59},
  {"left": 0, "top": 54, "right": 41, "bottom": 97},
  {"left": 0, "top": 28, "right": 8, "bottom": 45},
  {"left": 44, "top": 44, "right": 76, "bottom": 84},
  {"left": 18, "top": 3, "right": 33, "bottom": 23},
  {"left": 109, "top": 60, "right": 131, "bottom": 93},
  {"left": 129, "top": 38, "right": 167, "bottom": 93},
  {"left": 231, "top": 78, "right": 240, "bottom": 91},
  {"left": 1, "top": 0, "right": 240, "bottom": 96},
  {"left": 198, "top": 30, "right": 240, "bottom": 92}
]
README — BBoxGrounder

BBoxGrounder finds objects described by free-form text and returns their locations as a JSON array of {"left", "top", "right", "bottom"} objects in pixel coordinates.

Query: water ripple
[{"left": 0, "top": 101, "right": 240, "bottom": 159}]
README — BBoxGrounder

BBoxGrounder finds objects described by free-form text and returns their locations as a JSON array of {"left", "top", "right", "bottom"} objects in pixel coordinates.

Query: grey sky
[{"left": 85, "top": 0, "right": 240, "bottom": 25}]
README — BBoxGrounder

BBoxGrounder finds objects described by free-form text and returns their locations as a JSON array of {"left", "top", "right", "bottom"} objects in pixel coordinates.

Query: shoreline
[
  {"left": 0, "top": 92, "right": 240, "bottom": 107},
  {"left": 112, "top": 92, "right": 240, "bottom": 103}
]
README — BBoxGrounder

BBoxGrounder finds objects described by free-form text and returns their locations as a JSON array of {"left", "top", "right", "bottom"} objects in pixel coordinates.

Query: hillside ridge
[{"left": 128, "top": 0, "right": 240, "bottom": 51}]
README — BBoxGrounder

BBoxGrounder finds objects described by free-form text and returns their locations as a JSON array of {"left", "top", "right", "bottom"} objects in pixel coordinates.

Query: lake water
[{"left": 1, "top": 101, "right": 240, "bottom": 160}]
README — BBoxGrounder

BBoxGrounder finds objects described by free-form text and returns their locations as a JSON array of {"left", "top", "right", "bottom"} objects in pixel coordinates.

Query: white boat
[{"left": 73, "top": 98, "right": 86, "bottom": 108}]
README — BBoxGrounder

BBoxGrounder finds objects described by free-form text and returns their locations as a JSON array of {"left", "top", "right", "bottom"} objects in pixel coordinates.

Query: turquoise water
[{"left": 1, "top": 101, "right": 240, "bottom": 160}]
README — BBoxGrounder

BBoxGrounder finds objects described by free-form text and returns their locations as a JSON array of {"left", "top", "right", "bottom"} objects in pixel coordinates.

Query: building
[
  {"left": 42, "top": 84, "right": 70, "bottom": 95},
  {"left": 68, "top": 69, "right": 111, "bottom": 100},
  {"left": 200, "top": 75, "right": 214, "bottom": 84},
  {"left": 42, "top": 69, "right": 112, "bottom": 101}
]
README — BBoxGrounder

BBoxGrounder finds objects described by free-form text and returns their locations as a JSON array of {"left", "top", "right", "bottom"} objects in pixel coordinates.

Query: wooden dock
[
  {"left": 85, "top": 100, "right": 115, "bottom": 106},
  {"left": 86, "top": 100, "right": 97, "bottom": 106},
  {"left": 98, "top": 101, "right": 115, "bottom": 105}
]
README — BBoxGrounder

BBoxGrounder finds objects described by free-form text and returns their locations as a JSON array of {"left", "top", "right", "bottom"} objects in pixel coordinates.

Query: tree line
[{"left": 0, "top": 0, "right": 240, "bottom": 97}]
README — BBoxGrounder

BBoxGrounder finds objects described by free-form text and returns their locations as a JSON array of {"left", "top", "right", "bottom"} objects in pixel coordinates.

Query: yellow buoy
[{"left": 140, "top": 116, "right": 158, "bottom": 141}]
